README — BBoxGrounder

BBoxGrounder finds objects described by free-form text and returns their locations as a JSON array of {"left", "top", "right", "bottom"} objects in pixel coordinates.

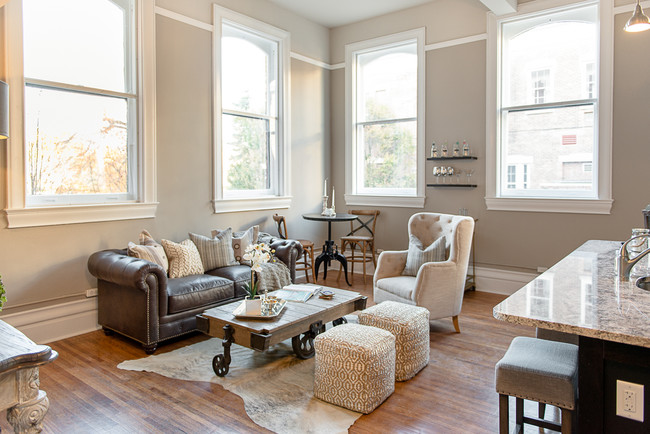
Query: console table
[{"left": 0, "top": 320, "right": 57, "bottom": 433}]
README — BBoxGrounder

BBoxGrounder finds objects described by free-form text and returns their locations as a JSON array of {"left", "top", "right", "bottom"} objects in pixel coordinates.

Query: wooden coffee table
[{"left": 196, "top": 286, "right": 367, "bottom": 376}]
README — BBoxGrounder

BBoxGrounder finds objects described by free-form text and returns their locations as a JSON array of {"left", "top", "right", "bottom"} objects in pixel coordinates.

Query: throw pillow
[
  {"left": 402, "top": 235, "right": 447, "bottom": 277},
  {"left": 189, "top": 230, "right": 238, "bottom": 271},
  {"left": 127, "top": 229, "right": 169, "bottom": 274},
  {"left": 161, "top": 239, "right": 204, "bottom": 278},
  {"left": 218, "top": 225, "right": 260, "bottom": 264}
]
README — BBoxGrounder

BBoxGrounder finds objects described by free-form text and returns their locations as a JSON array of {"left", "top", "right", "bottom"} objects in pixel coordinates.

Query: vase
[{"left": 245, "top": 296, "right": 262, "bottom": 315}]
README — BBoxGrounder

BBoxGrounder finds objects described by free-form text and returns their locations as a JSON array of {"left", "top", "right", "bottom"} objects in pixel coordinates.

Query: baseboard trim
[
  {"left": 0, "top": 297, "right": 99, "bottom": 344},
  {"left": 474, "top": 266, "right": 537, "bottom": 295}
]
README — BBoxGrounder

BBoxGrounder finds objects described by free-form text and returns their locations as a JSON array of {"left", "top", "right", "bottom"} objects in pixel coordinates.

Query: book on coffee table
[{"left": 272, "top": 284, "right": 322, "bottom": 303}]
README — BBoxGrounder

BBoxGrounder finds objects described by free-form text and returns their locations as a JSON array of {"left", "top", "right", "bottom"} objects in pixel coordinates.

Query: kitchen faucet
[{"left": 617, "top": 234, "right": 650, "bottom": 281}]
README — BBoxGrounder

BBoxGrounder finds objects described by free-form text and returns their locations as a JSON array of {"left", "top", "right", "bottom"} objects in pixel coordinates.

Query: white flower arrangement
[{"left": 242, "top": 243, "right": 275, "bottom": 298}]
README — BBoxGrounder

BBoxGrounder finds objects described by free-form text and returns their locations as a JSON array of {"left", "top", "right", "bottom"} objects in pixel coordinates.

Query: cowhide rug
[{"left": 118, "top": 338, "right": 361, "bottom": 433}]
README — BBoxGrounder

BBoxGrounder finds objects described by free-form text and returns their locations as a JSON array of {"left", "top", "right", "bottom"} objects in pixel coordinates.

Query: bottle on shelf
[
  {"left": 453, "top": 141, "right": 460, "bottom": 157},
  {"left": 462, "top": 140, "right": 470, "bottom": 157},
  {"left": 441, "top": 141, "right": 448, "bottom": 157},
  {"left": 430, "top": 142, "right": 438, "bottom": 158}
]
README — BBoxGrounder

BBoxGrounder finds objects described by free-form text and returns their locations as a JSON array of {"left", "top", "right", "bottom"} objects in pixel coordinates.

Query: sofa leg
[
  {"left": 102, "top": 327, "right": 114, "bottom": 336},
  {"left": 143, "top": 343, "right": 158, "bottom": 354}
]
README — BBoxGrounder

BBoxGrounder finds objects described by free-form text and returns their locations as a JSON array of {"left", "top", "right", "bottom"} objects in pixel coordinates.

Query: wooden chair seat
[{"left": 337, "top": 210, "right": 379, "bottom": 284}]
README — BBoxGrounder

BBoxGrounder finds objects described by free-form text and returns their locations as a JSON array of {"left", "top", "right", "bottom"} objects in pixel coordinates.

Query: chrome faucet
[{"left": 617, "top": 234, "right": 650, "bottom": 281}]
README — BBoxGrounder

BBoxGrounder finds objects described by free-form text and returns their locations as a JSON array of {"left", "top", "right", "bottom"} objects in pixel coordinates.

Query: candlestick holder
[{"left": 321, "top": 196, "right": 330, "bottom": 216}]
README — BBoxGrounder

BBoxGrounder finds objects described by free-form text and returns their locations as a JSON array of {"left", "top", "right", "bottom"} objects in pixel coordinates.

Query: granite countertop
[{"left": 493, "top": 240, "right": 650, "bottom": 348}]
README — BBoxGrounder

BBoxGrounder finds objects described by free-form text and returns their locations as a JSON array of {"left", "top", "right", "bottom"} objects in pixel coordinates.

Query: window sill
[
  {"left": 345, "top": 194, "right": 425, "bottom": 208},
  {"left": 4, "top": 202, "right": 159, "bottom": 228},
  {"left": 485, "top": 197, "right": 613, "bottom": 214},
  {"left": 212, "top": 196, "right": 292, "bottom": 214}
]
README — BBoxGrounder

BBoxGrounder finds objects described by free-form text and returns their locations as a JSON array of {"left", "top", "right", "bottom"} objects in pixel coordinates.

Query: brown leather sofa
[{"left": 87, "top": 236, "right": 302, "bottom": 353}]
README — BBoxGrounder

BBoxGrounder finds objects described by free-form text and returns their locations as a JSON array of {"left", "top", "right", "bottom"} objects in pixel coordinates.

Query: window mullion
[{"left": 25, "top": 78, "right": 136, "bottom": 100}]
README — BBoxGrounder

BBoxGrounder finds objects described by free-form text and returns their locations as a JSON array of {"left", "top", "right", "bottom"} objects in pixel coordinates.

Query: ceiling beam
[{"left": 479, "top": 0, "right": 517, "bottom": 15}]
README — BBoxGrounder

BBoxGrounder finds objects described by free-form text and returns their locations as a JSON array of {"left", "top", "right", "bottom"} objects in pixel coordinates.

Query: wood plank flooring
[{"left": 1, "top": 274, "right": 541, "bottom": 433}]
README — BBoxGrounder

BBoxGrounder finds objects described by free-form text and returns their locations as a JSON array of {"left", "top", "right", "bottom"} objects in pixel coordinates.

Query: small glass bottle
[
  {"left": 462, "top": 140, "right": 470, "bottom": 157},
  {"left": 441, "top": 141, "right": 448, "bottom": 158},
  {"left": 453, "top": 141, "right": 460, "bottom": 157},
  {"left": 430, "top": 142, "right": 438, "bottom": 158}
]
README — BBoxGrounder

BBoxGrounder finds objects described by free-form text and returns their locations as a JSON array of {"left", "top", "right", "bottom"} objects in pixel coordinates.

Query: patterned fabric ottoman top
[
  {"left": 313, "top": 323, "right": 395, "bottom": 414},
  {"left": 358, "top": 301, "right": 430, "bottom": 381}
]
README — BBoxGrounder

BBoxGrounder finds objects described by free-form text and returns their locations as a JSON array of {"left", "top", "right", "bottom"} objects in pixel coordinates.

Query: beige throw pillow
[
  {"left": 189, "top": 230, "right": 238, "bottom": 271},
  {"left": 127, "top": 229, "right": 169, "bottom": 274},
  {"left": 217, "top": 225, "right": 260, "bottom": 264},
  {"left": 402, "top": 235, "right": 447, "bottom": 277},
  {"left": 161, "top": 239, "right": 204, "bottom": 278}
]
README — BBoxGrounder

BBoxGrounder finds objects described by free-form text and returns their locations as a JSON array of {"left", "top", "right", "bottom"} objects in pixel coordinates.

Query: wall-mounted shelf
[
  {"left": 427, "top": 156, "right": 477, "bottom": 161},
  {"left": 427, "top": 184, "right": 477, "bottom": 188}
]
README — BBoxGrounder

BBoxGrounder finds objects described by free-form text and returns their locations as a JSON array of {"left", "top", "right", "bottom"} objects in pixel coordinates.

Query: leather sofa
[{"left": 87, "top": 235, "right": 302, "bottom": 353}]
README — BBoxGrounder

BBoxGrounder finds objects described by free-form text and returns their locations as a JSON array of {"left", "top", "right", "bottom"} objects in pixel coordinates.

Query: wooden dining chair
[
  {"left": 337, "top": 210, "right": 380, "bottom": 284},
  {"left": 273, "top": 214, "right": 316, "bottom": 283}
]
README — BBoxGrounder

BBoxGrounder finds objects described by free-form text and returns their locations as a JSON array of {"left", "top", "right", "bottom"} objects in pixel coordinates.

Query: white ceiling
[{"left": 267, "top": 0, "right": 438, "bottom": 28}]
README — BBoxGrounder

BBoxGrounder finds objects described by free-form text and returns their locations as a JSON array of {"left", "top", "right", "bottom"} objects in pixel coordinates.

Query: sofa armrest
[
  {"left": 88, "top": 249, "right": 168, "bottom": 292},
  {"left": 269, "top": 239, "right": 304, "bottom": 283}
]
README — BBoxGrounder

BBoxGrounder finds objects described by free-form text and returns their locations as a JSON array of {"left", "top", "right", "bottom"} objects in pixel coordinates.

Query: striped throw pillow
[
  {"left": 402, "top": 235, "right": 447, "bottom": 276},
  {"left": 161, "top": 239, "right": 205, "bottom": 278},
  {"left": 127, "top": 230, "right": 169, "bottom": 274},
  {"left": 189, "top": 229, "right": 238, "bottom": 271}
]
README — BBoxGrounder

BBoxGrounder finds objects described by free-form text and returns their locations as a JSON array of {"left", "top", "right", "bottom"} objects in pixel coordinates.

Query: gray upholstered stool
[{"left": 495, "top": 336, "right": 578, "bottom": 434}]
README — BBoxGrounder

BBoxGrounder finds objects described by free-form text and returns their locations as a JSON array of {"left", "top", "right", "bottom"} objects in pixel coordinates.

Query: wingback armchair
[{"left": 373, "top": 212, "right": 474, "bottom": 332}]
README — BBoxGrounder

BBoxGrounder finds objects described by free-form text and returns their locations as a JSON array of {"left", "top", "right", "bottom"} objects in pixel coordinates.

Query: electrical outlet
[
  {"left": 86, "top": 288, "right": 98, "bottom": 298},
  {"left": 617, "top": 380, "right": 644, "bottom": 422}
]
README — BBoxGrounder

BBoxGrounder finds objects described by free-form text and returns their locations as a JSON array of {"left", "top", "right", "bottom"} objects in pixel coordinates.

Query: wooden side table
[{"left": 0, "top": 320, "right": 57, "bottom": 433}]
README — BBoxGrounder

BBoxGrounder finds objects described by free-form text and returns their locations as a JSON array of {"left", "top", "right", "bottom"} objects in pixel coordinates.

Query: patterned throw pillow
[
  {"left": 161, "top": 239, "right": 205, "bottom": 278},
  {"left": 402, "top": 235, "right": 447, "bottom": 277},
  {"left": 189, "top": 229, "right": 238, "bottom": 271},
  {"left": 127, "top": 229, "right": 169, "bottom": 274},
  {"left": 216, "top": 225, "right": 260, "bottom": 264}
]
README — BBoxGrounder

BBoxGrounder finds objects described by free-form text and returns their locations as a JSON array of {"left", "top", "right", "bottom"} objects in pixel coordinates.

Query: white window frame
[
  {"left": 485, "top": 0, "right": 613, "bottom": 214},
  {"left": 344, "top": 28, "right": 425, "bottom": 209},
  {"left": 4, "top": 0, "right": 157, "bottom": 228},
  {"left": 212, "top": 5, "right": 291, "bottom": 214}
]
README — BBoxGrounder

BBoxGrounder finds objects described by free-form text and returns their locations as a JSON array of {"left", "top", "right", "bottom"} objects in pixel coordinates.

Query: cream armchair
[{"left": 373, "top": 212, "right": 474, "bottom": 332}]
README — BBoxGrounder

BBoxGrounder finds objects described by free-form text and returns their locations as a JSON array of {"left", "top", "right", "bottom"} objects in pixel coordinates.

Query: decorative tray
[{"left": 233, "top": 299, "right": 287, "bottom": 319}]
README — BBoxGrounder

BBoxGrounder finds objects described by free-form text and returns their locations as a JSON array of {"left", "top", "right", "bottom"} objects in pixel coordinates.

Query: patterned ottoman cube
[
  {"left": 313, "top": 323, "right": 395, "bottom": 414},
  {"left": 358, "top": 301, "right": 430, "bottom": 381}
]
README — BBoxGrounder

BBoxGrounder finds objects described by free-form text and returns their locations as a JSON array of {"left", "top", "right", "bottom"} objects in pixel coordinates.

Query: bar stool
[{"left": 495, "top": 336, "right": 578, "bottom": 434}]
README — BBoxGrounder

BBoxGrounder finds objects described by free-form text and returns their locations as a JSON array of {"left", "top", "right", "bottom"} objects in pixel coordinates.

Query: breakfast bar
[{"left": 494, "top": 240, "right": 650, "bottom": 433}]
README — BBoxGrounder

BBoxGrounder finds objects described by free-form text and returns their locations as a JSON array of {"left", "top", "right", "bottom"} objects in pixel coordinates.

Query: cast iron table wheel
[
  {"left": 212, "top": 324, "right": 234, "bottom": 377},
  {"left": 292, "top": 321, "right": 324, "bottom": 359}
]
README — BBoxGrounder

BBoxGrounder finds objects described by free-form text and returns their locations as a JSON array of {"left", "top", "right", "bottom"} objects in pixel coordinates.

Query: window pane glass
[
  {"left": 23, "top": 0, "right": 132, "bottom": 93},
  {"left": 502, "top": 6, "right": 597, "bottom": 107},
  {"left": 359, "top": 120, "right": 416, "bottom": 191},
  {"left": 358, "top": 43, "right": 416, "bottom": 122},
  {"left": 222, "top": 114, "right": 273, "bottom": 193},
  {"left": 501, "top": 105, "right": 595, "bottom": 196},
  {"left": 25, "top": 86, "right": 130, "bottom": 196},
  {"left": 222, "top": 24, "right": 277, "bottom": 116}
]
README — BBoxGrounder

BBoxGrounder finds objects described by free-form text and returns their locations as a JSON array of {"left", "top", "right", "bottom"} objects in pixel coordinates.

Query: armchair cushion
[
  {"left": 402, "top": 235, "right": 446, "bottom": 276},
  {"left": 376, "top": 276, "right": 416, "bottom": 300}
]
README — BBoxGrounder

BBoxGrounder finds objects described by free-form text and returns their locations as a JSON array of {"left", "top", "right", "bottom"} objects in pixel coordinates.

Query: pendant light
[{"left": 625, "top": 0, "right": 650, "bottom": 32}]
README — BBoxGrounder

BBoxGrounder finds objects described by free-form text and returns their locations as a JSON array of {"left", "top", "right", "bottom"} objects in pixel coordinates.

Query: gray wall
[
  {"left": 328, "top": 1, "right": 650, "bottom": 273},
  {"left": 0, "top": 0, "right": 330, "bottom": 313}
]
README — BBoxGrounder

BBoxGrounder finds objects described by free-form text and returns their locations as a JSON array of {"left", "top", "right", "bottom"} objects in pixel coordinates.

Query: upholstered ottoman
[
  {"left": 358, "top": 301, "right": 430, "bottom": 381},
  {"left": 313, "top": 323, "right": 395, "bottom": 414}
]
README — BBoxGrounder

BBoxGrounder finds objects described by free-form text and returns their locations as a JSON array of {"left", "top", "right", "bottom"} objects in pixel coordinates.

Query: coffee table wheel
[
  {"left": 333, "top": 317, "right": 348, "bottom": 327},
  {"left": 292, "top": 320, "right": 324, "bottom": 359},
  {"left": 292, "top": 334, "right": 316, "bottom": 359},
  {"left": 213, "top": 354, "right": 229, "bottom": 377}
]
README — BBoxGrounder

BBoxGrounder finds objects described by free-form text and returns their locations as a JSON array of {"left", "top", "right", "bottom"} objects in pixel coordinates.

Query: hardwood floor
[{"left": 1, "top": 274, "right": 539, "bottom": 433}]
